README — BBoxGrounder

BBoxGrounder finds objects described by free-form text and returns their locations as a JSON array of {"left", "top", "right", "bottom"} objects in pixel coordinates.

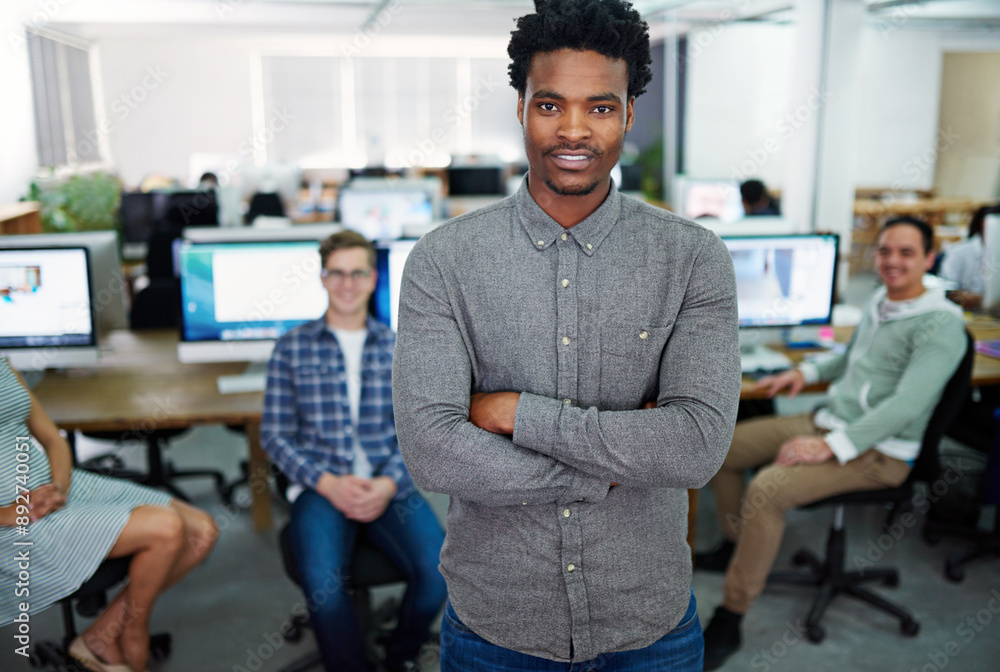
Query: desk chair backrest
[{"left": 912, "top": 330, "right": 975, "bottom": 485}]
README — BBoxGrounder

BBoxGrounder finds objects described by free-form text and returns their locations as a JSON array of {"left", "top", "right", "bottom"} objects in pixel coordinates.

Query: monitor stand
[{"left": 216, "top": 361, "right": 268, "bottom": 395}]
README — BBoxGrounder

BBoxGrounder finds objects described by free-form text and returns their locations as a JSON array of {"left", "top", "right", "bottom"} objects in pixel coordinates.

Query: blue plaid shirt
[{"left": 261, "top": 316, "right": 415, "bottom": 499}]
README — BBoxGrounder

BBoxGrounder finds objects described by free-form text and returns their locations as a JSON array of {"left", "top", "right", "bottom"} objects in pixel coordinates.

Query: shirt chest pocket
[{"left": 599, "top": 324, "right": 674, "bottom": 410}]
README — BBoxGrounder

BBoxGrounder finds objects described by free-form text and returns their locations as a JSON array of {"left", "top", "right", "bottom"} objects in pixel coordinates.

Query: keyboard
[{"left": 216, "top": 373, "right": 267, "bottom": 395}]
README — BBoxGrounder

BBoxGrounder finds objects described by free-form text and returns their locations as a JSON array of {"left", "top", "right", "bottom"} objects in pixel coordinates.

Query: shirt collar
[
  {"left": 301, "top": 315, "right": 385, "bottom": 343},
  {"left": 514, "top": 173, "right": 622, "bottom": 257}
]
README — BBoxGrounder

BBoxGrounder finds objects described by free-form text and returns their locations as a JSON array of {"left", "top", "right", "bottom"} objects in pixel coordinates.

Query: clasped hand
[{"left": 317, "top": 473, "right": 396, "bottom": 522}]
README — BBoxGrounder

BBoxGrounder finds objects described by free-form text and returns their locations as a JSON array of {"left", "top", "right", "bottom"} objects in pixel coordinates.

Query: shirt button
[
  {"left": 563, "top": 398, "right": 572, "bottom": 404},
  {"left": 563, "top": 509, "right": 571, "bottom": 517},
  {"left": 561, "top": 233, "right": 568, "bottom": 241},
  {"left": 537, "top": 240, "right": 545, "bottom": 247},
  {"left": 639, "top": 330, "right": 649, "bottom": 340},
  {"left": 561, "top": 279, "right": 569, "bottom": 288},
  {"left": 567, "top": 563, "right": 576, "bottom": 572},
  {"left": 562, "top": 336, "right": 571, "bottom": 346},
  {"left": 522, "top": 502, "right": 527, "bottom": 505},
  {"left": 586, "top": 243, "right": 593, "bottom": 251}
]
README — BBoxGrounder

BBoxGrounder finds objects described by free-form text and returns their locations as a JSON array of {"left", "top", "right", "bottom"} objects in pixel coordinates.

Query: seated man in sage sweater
[{"left": 698, "top": 216, "right": 966, "bottom": 670}]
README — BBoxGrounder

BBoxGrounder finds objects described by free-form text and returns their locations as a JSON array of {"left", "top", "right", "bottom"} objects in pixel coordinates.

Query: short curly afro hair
[{"left": 508, "top": 0, "right": 653, "bottom": 100}]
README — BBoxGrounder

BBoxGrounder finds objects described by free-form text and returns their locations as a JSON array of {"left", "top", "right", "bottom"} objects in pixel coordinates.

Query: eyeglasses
[{"left": 321, "top": 268, "right": 372, "bottom": 283}]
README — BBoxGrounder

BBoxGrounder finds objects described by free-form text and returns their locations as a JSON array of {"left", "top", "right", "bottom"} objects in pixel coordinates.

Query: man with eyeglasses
[{"left": 261, "top": 230, "right": 446, "bottom": 672}]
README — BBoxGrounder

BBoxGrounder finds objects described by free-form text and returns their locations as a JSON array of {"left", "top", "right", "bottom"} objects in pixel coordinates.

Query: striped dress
[{"left": 0, "top": 358, "right": 173, "bottom": 625}]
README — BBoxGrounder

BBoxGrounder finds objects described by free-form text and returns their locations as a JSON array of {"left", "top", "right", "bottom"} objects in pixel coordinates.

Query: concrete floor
[{"left": 3, "top": 272, "right": 999, "bottom": 671}]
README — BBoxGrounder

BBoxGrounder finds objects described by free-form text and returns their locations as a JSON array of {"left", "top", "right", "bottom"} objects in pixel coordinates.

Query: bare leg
[
  {"left": 78, "top": 506, "right": 185, "bottom": 671},
  {"left": 80, "top": 502, "right": 218, "bottom": 669}
]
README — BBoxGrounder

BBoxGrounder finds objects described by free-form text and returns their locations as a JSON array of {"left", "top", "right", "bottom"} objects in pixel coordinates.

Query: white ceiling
[{"left": 42, "top": 0, "right": 1000, "bottom": 40}]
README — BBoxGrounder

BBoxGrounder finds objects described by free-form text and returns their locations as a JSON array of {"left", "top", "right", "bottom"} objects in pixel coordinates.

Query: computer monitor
[
  {"left": 981, "top": 214, "right": 1000, "bottom": 314},
  {"left": 119, "top": 190, "right": 218, "bottom": 259},
  {"left": 337, "top": 188, "right": 434, "bottom": 241},
  {"left": 177, "top": 227, "right": 343, "bottom": 364},
  {"left": 346, "top": 176, "right": 444, "bottom": 223},
  {"left": 674, "top": 177, "right": 744, "bottom": 223},
  {"left": 371, "top": 239, "right": 419, "bottom": 332},
  {"left": 0, "top": 246, "right": 99, "bottom": 371},
  {"left": 722, "top": 234, "right": 839, "bottom": 329},
  {"left": 447, "top": 166, "right": 506, "bottom": 196},
  {"left": 0, "top": 231, "right": 128, "bottom": 335}
]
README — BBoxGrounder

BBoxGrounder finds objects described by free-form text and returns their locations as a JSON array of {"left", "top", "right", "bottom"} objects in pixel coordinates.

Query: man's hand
[
  {"left": 344, "top": 477, "right": 397, "bottom": 523},
  {"left": 775, "top": 436, "right": 835, "bottom": 466},
  {"left": 315, "top": 473, "right": 397, "bottom": 522},
  {"left": 316, "top": 473, "right": 372, "bottom": 513},
  {"left": 469, "top": 392, "right": 521, "bottom": 435},
  {"left": 755, "top": 369, "right": 806, "bottom": 399},
  {"left": 27, "top": 483, "right": 67, "bottom": 522}
]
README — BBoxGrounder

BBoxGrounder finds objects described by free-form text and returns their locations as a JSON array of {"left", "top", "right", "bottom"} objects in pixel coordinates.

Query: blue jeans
[
  {"left": 441, "top": 591, "right": 702, "bottom": 672},
  {"left": 289, "top": 489, "right": 447, "bottom": 672}
]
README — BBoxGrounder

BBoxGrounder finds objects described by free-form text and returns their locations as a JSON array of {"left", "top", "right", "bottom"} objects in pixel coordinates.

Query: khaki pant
[{"left": 708, "top": 413, "right": 911, "bottom": 613}]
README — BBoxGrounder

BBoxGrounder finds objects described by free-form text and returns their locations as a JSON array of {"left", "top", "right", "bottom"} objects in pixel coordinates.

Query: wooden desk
[
  {"left": 31, "top": 330, "right": 273, "bottom": 532},
  {"left": 0, "top": 202, "right": 42, "bottom": 235}
]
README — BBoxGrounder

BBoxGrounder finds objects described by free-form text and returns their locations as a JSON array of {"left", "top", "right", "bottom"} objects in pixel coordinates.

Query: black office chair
[
  {"left": 766, "top": 330, "right": 974, "bottom": 643},
  {"left": 276, "top": 521, "right": 407, "bottom": 672},
  {"left": 28, "top": 557, "right": 171, "bottom": 669}
]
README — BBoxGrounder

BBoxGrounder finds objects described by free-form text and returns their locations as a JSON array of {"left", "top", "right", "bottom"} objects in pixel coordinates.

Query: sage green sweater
[{"left": 799, "top": 286, "right": 965, "bottom": 464}]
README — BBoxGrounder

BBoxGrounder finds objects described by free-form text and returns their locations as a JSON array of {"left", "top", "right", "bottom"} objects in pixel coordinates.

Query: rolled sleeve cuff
[
  {"left": 798, "top": 362, "right": 821, "bottom": 385},
  {"left": 512, "top": 392, "right": 561, "bottom": 455},
  {"left": 825, "top": 430, "right": 860, "bottom": 465},
  {"left": 298, "top": 462, "right": 324, "bottom": 491}
]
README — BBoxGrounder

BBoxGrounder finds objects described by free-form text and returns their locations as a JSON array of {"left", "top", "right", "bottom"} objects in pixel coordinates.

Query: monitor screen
[
  {"left": 681, "top": 179, "right": 744, "bottom": 222},
  {"left": 447, "top": 166, "right": 505, "bottom": 196},
  {"left": 178, "top": 240, "right": 328, "bottom": 362},
  {"left": 0, "top": 231, "right": 127, "bottom": 335},
  {"left": 722, "top": 234, "right": 839, "bottom": 328},
  {"left": 338, "top": 189, "right": 434, "bottom": 241},
  {"left": 372, "top": 239, "right": 418, "bottom": 332},
  {"left": 0, "top": 247, "right": 99, "bottom": 369}
]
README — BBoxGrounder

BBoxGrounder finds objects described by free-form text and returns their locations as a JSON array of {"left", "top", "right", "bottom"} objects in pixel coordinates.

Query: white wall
[
  {"left": 683, "top": 21, "right": 977, "bottom": 195},
  {"left": 0, "top": 11, "right": 39, "bottom": 204},
  {"left": 92, "top": 31, "right": 512, "bottom": 188},
  {"left": 684, "top": 23, "right": 795, "bottom": 186},
  {"left": 854, "top": 28, "right": 943, "bottom": 190}
]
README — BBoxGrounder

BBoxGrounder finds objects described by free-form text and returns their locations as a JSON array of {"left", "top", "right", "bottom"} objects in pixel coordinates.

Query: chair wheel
[
  {"left": 219, "top": 484, "right": 233, "bottom": 505},
  {"left": 945, "top": 560, "right": 966, "bottom": 583},
  {"left": 807, "top": 625, "right": 825, "bottom": 643},
  {"left": 150, "top": 633, "right": 172, "bottom": 660},
  {"left": 901, "top": 619, "right": 920, "bottom": 637},
  {"left": 922, "top": 527, "right": 942, "bottom": 546},
  {"left": 792, "top": 550, "right": 812, "bottom": 566},
  {"left": 882, "top": 572, "right": 899, "bottom": 587},
  {"left": 27, "top": 650, "right": 44, "bottom": 668}
]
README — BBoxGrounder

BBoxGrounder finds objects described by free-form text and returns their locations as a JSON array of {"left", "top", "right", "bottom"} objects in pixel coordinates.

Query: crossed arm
[{"left": 392, "top": 236, "right": 742, "bottom": 506}]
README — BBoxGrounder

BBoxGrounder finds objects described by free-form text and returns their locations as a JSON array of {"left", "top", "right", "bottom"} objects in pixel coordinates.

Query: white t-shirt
[{"left": 331, "top": 327, "right": 373, "bottom": 479}]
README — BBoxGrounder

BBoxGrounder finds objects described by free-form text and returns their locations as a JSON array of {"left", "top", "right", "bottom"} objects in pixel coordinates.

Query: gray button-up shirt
[{"left": 393, "top": 178, "right": 741, "bottom": 662}]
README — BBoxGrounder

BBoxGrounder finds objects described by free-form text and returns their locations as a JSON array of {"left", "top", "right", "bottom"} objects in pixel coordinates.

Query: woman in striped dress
[{"left": 0, "top": 358, "right": 218, "bottom": 672}]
